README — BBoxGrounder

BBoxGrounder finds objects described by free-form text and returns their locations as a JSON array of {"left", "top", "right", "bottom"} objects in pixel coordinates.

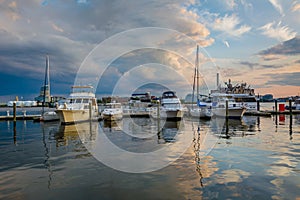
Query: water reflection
[
  {"left": 1, "top": 113, "right": 300, "bottom": 199},
  {"left": 159, "top": 121, "right": 182, "bottom": 143},
  {"left": 210, "top": 116, "right": 259, "bottom": 139}
]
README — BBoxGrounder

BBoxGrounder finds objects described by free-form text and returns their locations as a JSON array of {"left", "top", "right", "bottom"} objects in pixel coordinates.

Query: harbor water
[{"left": 0, "top": 104, "right": 300, "bottom": 199}]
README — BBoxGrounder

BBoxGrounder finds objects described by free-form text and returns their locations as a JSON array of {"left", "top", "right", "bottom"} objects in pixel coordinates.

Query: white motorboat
[
  {"left": 211, "top": 77, "right": 257, "bottom": 111},
  {"left": 189, "top": 45, "right": 213, "bottom": 119},
  {"left": 190, "top": 106, "right": 213, "bottom": 119},
  {"left": 102, "top": 102, "right": 123, "bottom": 121},
  {"left": 211, "top": 93, "right": 246, "bottom": 118},
  {"left": 55, "top": 85, "right": 99, "bottom": 124},
  {"left": 293, "top": 98, "right": 300, "bottom": 110},
  {"left": 40, "top": 111, "right": 59, "bottom": 122},
  {"left": 232, "top": 94, "right": 257, "bottom": 111},
  {"left": 151, "top": 91, "right": 184, "bottom": 120}
]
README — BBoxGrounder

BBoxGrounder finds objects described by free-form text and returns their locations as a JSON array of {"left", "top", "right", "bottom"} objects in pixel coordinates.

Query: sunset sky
[{"left": 0, "top": 0, "right": 299, "bottom": 101}]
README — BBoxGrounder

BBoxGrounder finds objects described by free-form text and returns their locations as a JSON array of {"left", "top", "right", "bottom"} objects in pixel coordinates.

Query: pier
[{"left": 0, "top": 114, "right": 41, "bottom": 121}]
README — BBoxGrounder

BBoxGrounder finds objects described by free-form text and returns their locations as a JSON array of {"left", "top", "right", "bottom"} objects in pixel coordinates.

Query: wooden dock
[
  {"left": 244, "top": 111, "right": 272, "bottom": 117},
  {"left": 268, "top": 110, "right": 300, "bottom": 115},
  {"left": 123, "top": 112, "right": 150, "bottom": 118},
  {"left": 245, "top": 110, "right": 300, "bottom": 117},
  {"left": 0, "top": 115, "right": 41, "bottom": 121}
]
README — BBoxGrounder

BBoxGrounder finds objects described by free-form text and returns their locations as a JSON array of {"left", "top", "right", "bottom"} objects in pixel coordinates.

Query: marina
[
  {"left": 1, "top": 87, "right": 300, "bottom": 200},
  {"left": 1, "top": 1, "right": 299, "bottom": 199},
  {"left": 0, "top": 108, "right": 299, "bottom": 199}
]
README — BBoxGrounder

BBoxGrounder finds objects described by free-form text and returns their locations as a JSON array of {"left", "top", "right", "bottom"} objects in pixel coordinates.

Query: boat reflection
[
  {"left": 210, "top": 116, "right": 259, "bottom": 139},
  {"left": 158, "top": 120, "right": 182, "bottom": 143},
  {"left": 101, "top": 119, "right": 123, "bottom": 132},
  {"left": 53, "top": 121, "right": 98, "bottom": 147}
]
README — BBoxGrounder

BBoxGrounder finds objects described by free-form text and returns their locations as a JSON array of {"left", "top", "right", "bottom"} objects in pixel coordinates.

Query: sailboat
[
  {"left": 39, "top": 55, "right": 59, "bottom": 122},
  {"left": 189, "top": 45, "right": 213, "bottom": 119}
]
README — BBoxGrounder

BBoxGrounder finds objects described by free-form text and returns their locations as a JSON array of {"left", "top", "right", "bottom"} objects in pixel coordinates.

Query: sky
[{"left": 0, "top": 0, "right": 299, "bottom": 102}]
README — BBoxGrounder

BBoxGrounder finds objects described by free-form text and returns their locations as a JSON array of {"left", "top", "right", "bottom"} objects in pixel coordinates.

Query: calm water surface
[{"left": 0, "top": 109, "right": 300, "bottom": 199}]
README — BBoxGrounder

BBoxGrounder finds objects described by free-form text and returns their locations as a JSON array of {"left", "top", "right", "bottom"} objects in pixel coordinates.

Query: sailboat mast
[
  {"left": 42, "top": 55, "right": 49, "bottom": 113},
  {"left": 192, "top": 45, "right": 199, "bottom": 109},
  {"left": 192, "top": 65, "right": 196, "bottom": 109},
  {"left": 196, "top": 45, "right": 199, "bottom": 102},
  {"left": 47, "top": 55, "right": 50, "bottom": 98}
]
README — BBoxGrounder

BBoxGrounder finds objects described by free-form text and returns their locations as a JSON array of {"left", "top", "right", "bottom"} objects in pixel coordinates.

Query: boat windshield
[
  {"left": 162, "top": 91, "right": 177, "bottom": 98},
  {"left": 105, "top": 104, "right": 121, "bottom": 109},
  {"left": 234, "top": 97, "right": 256, "bottom": 102}
]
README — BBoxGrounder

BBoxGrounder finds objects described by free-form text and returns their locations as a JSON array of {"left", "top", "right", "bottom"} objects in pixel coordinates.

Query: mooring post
[
  {"left": 289, "top": 98, "right": 292, "bottom": 116},
  {"left": 225, "top": 100, "right": 229, "bottom": 118},
  {"left": 89, "top": 102, "right": 92, "bottom": 121},
  {"left": 257, "top": 99, "right": 260, "bottom": 111},
  {"left": 157, "top": 101, "right": 160, "bottom": 119},
  {"left": 13, "top": 102, "right": 17, "bottom": 122},
  {"left": 275, "top": 99, "right": 278, "bottom": 113}
]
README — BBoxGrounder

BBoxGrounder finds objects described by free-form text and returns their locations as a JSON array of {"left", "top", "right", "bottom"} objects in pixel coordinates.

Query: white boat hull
[
  {"left": 102, "top": 113, "right": 123, "bottom": 121},
  {"left": 213, "top": 107, "right": 246, "bottom": 118},
  {"left": 151, "top": 108, "right": 184, "bottom": 120},
  {"left": 56, "top": 109, "right": 98, "bottom": 124},
  {"left": 190, "top": 107, "right": 213, "bottom": 119},
  {"left": 41, "top": 111, "right": 59, "bottom": 122}
]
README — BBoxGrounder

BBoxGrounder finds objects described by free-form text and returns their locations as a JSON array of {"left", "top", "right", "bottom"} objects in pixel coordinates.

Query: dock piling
[
  {"left": 89, "top": 102, "right": 92, "bottom": 120},
  {"left": 274, "top": 100, "right": 278, "bottom": 113},
  {"left": 289, "top": 99, "right": 292, "bottom": 116},
  {"left": 13, "top": 102, "right": 16, "bottom": 122},
  {"left": 225, "top": 100, "right": 228, "bottom": 118},
  {"left": 257, "top": 100, "right": 260, "bottom": 111}
]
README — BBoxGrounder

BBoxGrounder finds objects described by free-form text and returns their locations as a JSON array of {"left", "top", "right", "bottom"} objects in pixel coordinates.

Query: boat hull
[
  {"left": 56, "top": 109, "right": 99, "bottom": 124},
  {"left": 213, "top": 107, "right": 246, "bottom": 119},
  {"left": 190, "top": 107, "right": 213, "bottom": 119},
  {"left": 41, "top": 111, "right": 59, "bottom": 122},
  {"left": 102, "top": 113, "right": 123, "bottom": 121},
  {"left": 151, "top": 108, "right": 184, "bottom": 120}
]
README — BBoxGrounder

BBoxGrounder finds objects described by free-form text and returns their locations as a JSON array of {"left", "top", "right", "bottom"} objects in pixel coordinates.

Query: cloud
[
  {"left": 258, "top": 54, "right": 283, "bottom": 61},
  {"left": 259, "top": 21, "right": 297, "bottom": 41},
  {"left": 268, "top": 0, "right": 284, "bottom": 16},
  {"left": 238, "top": 61, "right": 258, "bottom": 69},
  {"left": 238, "top": 61, "right": 282, "bottom": 69},
  {"left": 210, "top": 14, "right": 251, "bottom": 37},
  {"left": 265, "top": 72, "right": 300, "bottom": 86},
  {"left": 0, "top": 0, "right": 213, "bottom": 96},
  {"left": 225, "top": 0, "right": 237, "bottom": 10},
  {"left": 291, "top": 3, "right": 300, "bottom": 12},
  {"left": 260, "top": 64, "right": 283, "bottom": 69},
  {"left": 258, "top": 36, "right": 300, "bottom": 56}
]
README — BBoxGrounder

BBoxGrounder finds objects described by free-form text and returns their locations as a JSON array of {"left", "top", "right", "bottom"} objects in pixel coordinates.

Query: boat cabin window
[
  {"left": 82, "top": 99, "right": 89, "bottom": 103},
  {"left": 105, "top": 104, "right": 113, "bottom": 109},
  {"left": 162, "top": 91, "right": 177, "bottom": 98},
  {"left": 75, "top": 99, "right": 82, "bottom": 103}
]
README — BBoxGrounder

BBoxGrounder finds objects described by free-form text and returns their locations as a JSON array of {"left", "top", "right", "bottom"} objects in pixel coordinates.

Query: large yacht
[
  {"left": 292, "top": 98, "right": 300, "bottom": 110},
  {"left": 210, "top": 93, "right": 246, "bottom": 119},
  {"left": 151, "top": 91, "right": 184, "bottom": 120},
  {"left": 55, "top": 85, "right": 99, "bottom": 124},
  {"left": 211, "top": 78, "right": 257, "bottom": 111}
]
